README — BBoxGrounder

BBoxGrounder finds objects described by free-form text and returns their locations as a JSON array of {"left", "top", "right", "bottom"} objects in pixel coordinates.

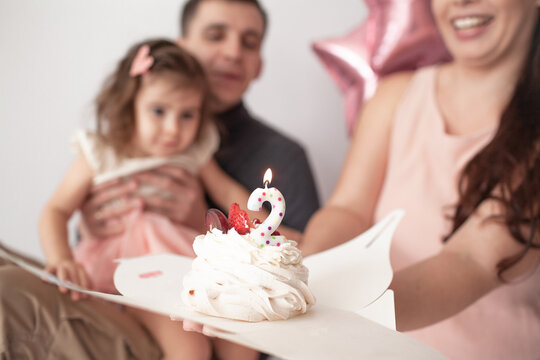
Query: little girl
[{"left": 39, "top": 38, "right": 260, "bottom": 360}]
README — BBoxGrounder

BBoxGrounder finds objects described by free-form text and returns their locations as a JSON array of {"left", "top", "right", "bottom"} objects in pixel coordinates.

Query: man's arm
[
  {"left": 133, "top": 166, "right": 208, "bottom": 233},
  {"left": 80, "top": 178, "right": 142, "bottom": 238},
  {"left": 81, "top": 166, "right": 209, "bottom": 237},
  {"left": 271, "top": 144, "right": 320, "bottom": 233}
]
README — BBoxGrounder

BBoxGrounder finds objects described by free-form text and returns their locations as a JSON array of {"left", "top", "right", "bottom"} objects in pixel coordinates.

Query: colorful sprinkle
[
  {"left": 279, "top": 212, "right": 283, "bottom": 217},
  {"left": 278, "top": 197, "right": 282, "bottom": 201},
  {"left": 272, "top": 236, "right": 276, "bottom": 240},
  {"left": 262, "top": 192, "right": 266, "bottom": 196},
  {"left": 267, "top": 226, "right": 272, "bottom": 230},
  {"left": 260, "top": 244, "right": 264, "bottom": 248},
  {"left": 258, "top": 198, "right": 262, "bottom": 202},
  {"left": 266, "top": 240, "right": 270, "bottom": 244},
  {"left": 277, "top": 243, "right": 281, "bottom": 247},
  {"left": 260, "top": 232, "right": 264, "bottom": 236}
]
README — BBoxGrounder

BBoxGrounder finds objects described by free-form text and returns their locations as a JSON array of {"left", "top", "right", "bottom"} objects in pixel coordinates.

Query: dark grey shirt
[{"left": 213, "top": 102, "right": 320, "bottom": 231}]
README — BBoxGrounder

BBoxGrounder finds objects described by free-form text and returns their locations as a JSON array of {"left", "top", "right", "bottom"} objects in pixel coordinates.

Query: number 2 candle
[{"left": 247, "top": 169, "right": 286, "bottom": 247}]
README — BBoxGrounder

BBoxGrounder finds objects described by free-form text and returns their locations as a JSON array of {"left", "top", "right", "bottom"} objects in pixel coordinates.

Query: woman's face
[{"left": 432, "top": 0, "right": 539, "bottom": 66}]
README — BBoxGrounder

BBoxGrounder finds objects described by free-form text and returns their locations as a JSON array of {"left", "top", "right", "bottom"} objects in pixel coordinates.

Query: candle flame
[{"left": 263, "top": 168, "right": 272, "bottom": 186}]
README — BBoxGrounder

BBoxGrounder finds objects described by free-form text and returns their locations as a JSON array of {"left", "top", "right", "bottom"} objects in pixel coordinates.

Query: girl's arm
[
  {"left": 301, "top": 72, "right": 414, "bottom": 256},
  {"left": 200, "top": 159, "right": 302, "bottom": 241},
  {"left": 39, "top": 154, "right": 94, "bottom": 265}
]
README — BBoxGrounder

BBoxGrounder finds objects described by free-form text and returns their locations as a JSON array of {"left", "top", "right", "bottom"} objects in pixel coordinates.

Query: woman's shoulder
[
  {"left": 377, "top": 64, "right": 443, "bottom": 97},
  {"left": 357, "top": 70, "right": 416, "bottom": 129},
  {"left": 362, "top": 66, "right": 441, "bottom": 126},
  {"left": 376, "top": 70, "right": 416, "bottom": 101}
]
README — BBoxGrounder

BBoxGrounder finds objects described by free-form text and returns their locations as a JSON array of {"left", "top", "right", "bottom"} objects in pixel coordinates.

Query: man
[
  {"left": 0, "top": 0, "right": 319, "bottom": 358},
  {"left": 82, "top": 0, "right": 318, "bottom": 240}
]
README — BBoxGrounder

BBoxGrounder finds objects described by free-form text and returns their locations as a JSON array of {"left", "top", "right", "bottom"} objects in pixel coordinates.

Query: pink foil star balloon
[{"left": 313, "top": 0, "right": 451, "bottom": 135}]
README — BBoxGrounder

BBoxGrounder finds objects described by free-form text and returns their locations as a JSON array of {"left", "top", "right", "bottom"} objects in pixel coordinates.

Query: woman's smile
[{"left": 451, "top": 14, "right": 494, "bottom": 40}]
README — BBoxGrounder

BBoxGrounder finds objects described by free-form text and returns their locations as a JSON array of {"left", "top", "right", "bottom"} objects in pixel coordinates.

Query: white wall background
[{"left": 0, "top": 0, "right": 367, "bottom": 260}]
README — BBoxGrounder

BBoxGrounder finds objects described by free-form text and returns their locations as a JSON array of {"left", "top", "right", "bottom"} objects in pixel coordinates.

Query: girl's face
[
  {"left": 432, "top": 0, "right": 539, "bottom": 66},
  {"left": 131, "top": 75, "right": 203, "bottom": 157}
]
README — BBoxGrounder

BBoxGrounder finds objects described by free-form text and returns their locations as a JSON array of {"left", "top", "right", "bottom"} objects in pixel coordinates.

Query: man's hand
[
  {"left": 81, "top": 178, "right": 142, "bottom": 238},
  {"left": 81, "top": 166, "right": 208, "bottom": 238},
  {"left": 133, "top": 166, "right": 208, "bottom": 232},
  {"left": 45, "top": 259, "right": 91, "bottom": 301}
]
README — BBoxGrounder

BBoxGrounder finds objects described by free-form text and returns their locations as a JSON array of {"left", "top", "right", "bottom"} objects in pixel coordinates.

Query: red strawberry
[
  {"left": 205, "top": 208, "right": 229, "bottom": 232},
  {"left": 228, "top": 203, "right": 251, "bottom": 235},
  {"left": 271, "top": 230, "right": 280, "bottom": 236},
  {"left": 252, "top": 218, "right": 262, "bottom": 227}
]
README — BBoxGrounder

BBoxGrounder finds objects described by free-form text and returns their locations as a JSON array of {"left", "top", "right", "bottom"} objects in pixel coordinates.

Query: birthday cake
[{"left": 181, "top": 171, "right": 315, "bottom": 322}]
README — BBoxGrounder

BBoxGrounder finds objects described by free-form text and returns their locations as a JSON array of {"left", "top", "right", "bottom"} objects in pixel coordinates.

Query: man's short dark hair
[{"left": 180, "top": 0, "right": 268, "bottom": 36}]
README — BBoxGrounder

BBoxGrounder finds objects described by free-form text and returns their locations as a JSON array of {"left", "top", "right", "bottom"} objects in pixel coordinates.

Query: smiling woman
[
  {"left": 432, "top": 0, "right": 539, "bottom": 66},
  {"left": 301, "top": 0, "right": 540, "bottom": 358}
]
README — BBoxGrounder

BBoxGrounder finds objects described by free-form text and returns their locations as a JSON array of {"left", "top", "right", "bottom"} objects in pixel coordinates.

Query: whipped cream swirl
[{"left": 181, "top": 228, "right": 315, "bottom": 322}]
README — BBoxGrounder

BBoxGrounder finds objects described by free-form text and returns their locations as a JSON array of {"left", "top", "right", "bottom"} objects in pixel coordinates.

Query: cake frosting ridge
[{"left": 181, "top": 227, "right": 315, "bottom": 322}]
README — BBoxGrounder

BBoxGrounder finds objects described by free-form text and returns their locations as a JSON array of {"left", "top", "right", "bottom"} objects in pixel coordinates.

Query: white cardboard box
[{"left": 0, "top": 210, "right": 446, "bottom": 359}]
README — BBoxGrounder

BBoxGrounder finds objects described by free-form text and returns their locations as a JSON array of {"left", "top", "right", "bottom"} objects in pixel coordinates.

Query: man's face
[{"left": 179, "top": 0, "right": 264, "bottom": 113}]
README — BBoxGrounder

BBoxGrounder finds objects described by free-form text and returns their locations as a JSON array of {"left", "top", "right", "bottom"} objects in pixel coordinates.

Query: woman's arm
[
  {"left": 200, "top": 159, "right": 302, "bottom": 240},
  {"left": 301, "top": 72, "right": 414, "bottom": 256},
  {"left": 391, "top": 198, "right": 540, "bottom": 331},
  {"left": 39, "top": 155, "right": 93, "bottom": 265}
]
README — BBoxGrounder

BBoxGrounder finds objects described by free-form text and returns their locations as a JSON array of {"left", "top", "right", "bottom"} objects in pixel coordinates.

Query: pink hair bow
[{"left": 130, "top": 45, "right": 154, "bottom": 77}]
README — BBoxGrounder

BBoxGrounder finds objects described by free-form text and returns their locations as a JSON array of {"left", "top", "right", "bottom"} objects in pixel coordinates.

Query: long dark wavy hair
[{"left": 445, "top": 13, "right": 540, "bottom": 279}]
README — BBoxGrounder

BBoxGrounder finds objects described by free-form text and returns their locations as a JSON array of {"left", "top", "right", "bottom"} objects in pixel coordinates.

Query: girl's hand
[
  {"left": 133, "top": 166, "right": 208, "bottom": 232},
  {"left": 45, "top": 260, "right": 91, "bottom": 301}
]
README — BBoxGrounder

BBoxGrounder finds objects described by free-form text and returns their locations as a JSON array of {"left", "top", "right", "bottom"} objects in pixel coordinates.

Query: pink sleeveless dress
[
  {"left": 374, "top": 66, "right": 540, "bottom": 359},
  {"left": 72, "top": 123, "right": 219, "bottom": 293}
]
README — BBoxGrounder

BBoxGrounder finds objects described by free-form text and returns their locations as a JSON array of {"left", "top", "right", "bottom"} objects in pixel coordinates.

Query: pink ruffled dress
[
  {"left": 374, "top": 65, "right": 540, "bottom": 359},
  {"left": 72, "top": 123, "right": 219, "bottom": 293}
]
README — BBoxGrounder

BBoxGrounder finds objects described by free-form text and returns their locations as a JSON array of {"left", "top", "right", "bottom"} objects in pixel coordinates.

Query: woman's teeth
[{"left": 452, "top": 16, "right": 493, "bottom": 30}]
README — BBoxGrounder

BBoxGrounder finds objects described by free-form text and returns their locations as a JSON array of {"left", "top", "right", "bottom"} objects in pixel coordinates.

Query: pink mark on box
[{"left": 138, "top": 270, "right": 163, "bottom": 279}]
